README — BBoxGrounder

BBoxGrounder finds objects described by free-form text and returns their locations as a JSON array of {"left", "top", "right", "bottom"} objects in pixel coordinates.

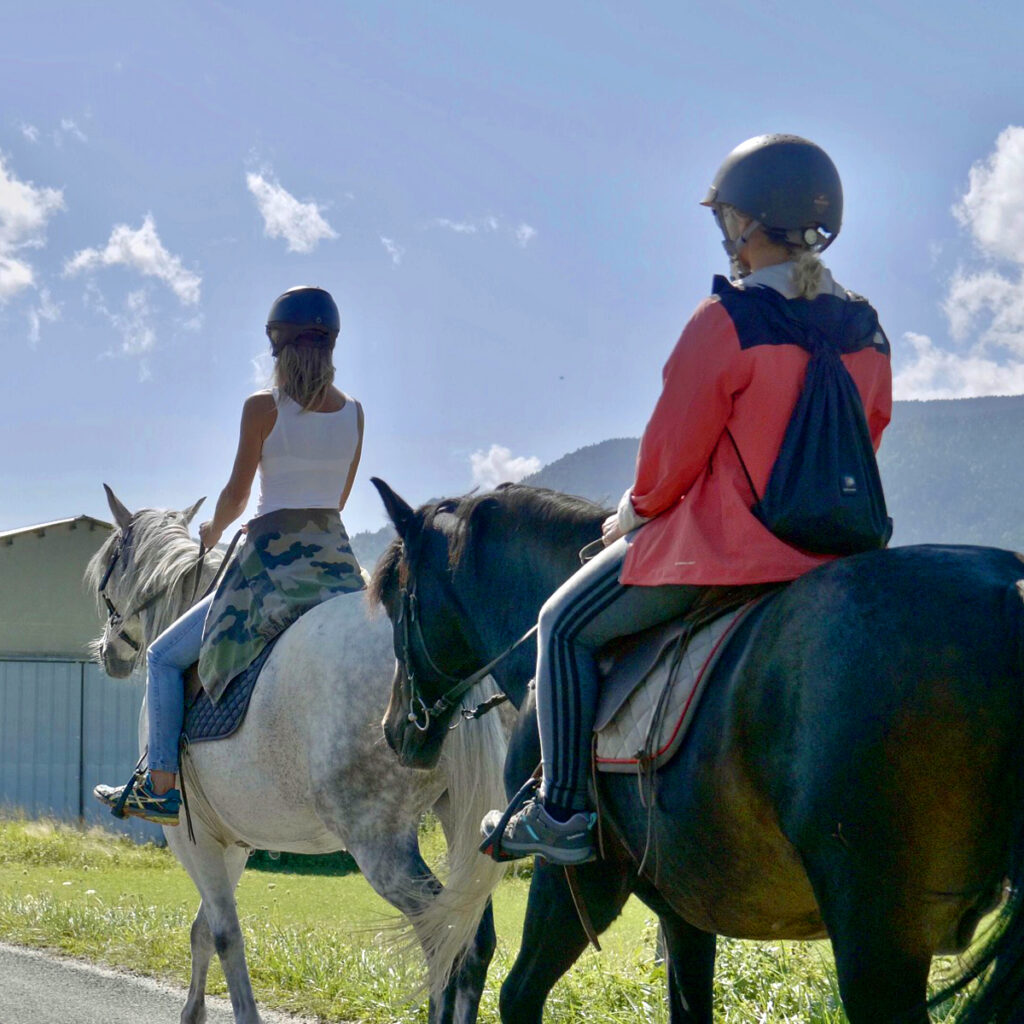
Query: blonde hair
[
  {"left": 790, "top": 249, "right": 824, "bottom": 300},
  {"left": 273, "top": 341, "right": 336, "bottom": 410},
  {"left": 722, "top": 204, "right": 824, "bottom": 299}
]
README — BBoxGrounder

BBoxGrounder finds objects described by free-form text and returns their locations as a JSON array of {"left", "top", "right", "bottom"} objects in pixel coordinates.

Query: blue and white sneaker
[
  {"left": 93, "top": 773, "right": 180, "bottom": 826},
  {"left": 480, "top": 798, "right": 596, "bottom": 865}
]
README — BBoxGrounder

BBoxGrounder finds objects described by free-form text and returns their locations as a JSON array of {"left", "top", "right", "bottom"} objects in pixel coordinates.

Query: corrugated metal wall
[{"left": 0, "top": 658, "right": 162, "bottom": 843}]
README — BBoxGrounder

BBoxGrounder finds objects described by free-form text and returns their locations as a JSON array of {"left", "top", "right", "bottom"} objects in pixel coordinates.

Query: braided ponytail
[{"left": 791, "top": 250, "right": 824, "bottom": 299}]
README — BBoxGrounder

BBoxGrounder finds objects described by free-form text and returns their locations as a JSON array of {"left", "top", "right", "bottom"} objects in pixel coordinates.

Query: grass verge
[{"left": 0, "top": 816, "right": 971, "bottom": 1021}]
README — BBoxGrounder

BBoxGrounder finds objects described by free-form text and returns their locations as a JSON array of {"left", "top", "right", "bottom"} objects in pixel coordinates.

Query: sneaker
[
  {"left": 93, "top": 773, "right": 180, "bottom": 826},
  {"left": 480, "top": 798, "right": 595, "bottom": 865}
]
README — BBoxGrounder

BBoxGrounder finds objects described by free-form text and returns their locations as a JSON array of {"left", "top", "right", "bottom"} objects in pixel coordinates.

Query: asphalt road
[{"left": 0, "top": 943, "right": 315, "bottom": 1024}]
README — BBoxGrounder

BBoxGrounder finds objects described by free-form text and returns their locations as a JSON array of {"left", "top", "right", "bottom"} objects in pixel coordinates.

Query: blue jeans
[{"left": 146, "top": 594, "right": 213, "bottom": 774}]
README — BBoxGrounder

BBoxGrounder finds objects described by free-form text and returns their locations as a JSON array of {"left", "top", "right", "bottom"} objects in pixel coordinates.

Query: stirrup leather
[
  {"left": 479, "top": 775, "right": 540, "bottom": 863},
  {"left": 110, "top": 752, "right": 148, "bottom": 819}
]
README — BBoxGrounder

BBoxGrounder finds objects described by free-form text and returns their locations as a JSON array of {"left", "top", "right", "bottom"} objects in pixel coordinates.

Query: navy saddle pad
[{"left": 183, "top": 634, "right": 282, "bottom": 744}]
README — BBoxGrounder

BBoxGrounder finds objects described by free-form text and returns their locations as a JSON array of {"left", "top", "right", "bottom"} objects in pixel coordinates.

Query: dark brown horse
[{"left": 369, "top": 478, "right": 1024, "bottom": 1023}]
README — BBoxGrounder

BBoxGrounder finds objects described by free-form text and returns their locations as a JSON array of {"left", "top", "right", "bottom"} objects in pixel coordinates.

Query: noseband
[{"left": 396, "top": 579, "right": 535, "bottom": 732}]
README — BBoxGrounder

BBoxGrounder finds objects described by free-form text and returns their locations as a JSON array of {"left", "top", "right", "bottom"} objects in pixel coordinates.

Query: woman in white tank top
[{"left": 95, "top": 286, "right": 365, "bottom": 825}]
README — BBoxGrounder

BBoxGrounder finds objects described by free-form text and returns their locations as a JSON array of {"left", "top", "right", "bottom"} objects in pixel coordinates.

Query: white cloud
[
  {"left": 85, "top": 284, "right": 157, "bottom": 376},
  {"left": 433, "top": 216, "right": 493, "bottom": 235},
  {"left": 943, "top": 269, "right": 1024, "bottom": 353},
  {"left": 470, "top": 444, "right": 542, "bottom": 490},
  {"left": 0, "top": 152, "right": 65, "bottom": 302},
  {"left": 114, "top": 290, "right": 157, "bottom": 355},
  {"left": 898, "top": 127, "right": 1024, "bottom": 398},
  {"left": 54, "top": 118, "right": 88, "bottom": 145},
  {"left": 432, "top": 215, "right": 537, "bottom": 249},
  {"left": 246, "top": 171, "right": 337, "bottom": 253},
  {"left": 0, "top": 256, "right": 34, "bottom": 300},
  {"left": 942, "top": 126, "right": 1024, "bottom": 360},
  {"left": 20, "top": 124, "right": 39, "bottom": 144},
  {"left": 27, "top": 287, "right": 60, "bottom": 345},
  {"left": 380, "top": 236, "right": 404, "bottom": 265},
  {"left": 64, "top": 214, "right": 201, "bottom": 305},
  {"left": 515, "top": 223, "right": 537, "bottom": 247},
  {"left": 893, "top": 331, "right": 1024, "bottom": 400},
  {"left": 954, "top": 126, "right": 1024, "bottom": 265}
]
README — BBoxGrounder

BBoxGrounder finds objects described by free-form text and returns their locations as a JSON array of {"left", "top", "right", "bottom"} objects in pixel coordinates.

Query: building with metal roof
[
  {"left": 0, "top": 515, "right": 161, "bottom": 841},
  {"left": 0, "top": 515, "right": 112, "bottom": 658}
]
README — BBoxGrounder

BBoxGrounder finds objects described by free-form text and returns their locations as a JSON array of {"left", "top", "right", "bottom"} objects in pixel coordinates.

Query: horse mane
[
  {"left": 368, "top": 536, "right": 404, "bottom": 608},
  {"left": 84, "top": 507, "right": 225, "bottom": 641},
  {"left": 368, "top": 484, "right": 608, "bottom": 608},
  {"left": 446, "top": 484, "right": 608, "bottom": 569}
]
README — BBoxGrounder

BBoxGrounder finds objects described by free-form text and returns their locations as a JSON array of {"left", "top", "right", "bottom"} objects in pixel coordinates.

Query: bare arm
[
  {"left": 199, "top": 393, "right": 276, "bottom": 549},
  {"left": 338, "top": 401, "right": 364, "bottom": 512}
]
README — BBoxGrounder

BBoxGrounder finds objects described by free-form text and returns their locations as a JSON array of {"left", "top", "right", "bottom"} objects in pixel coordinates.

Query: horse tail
[
  {"left": 416, "top": 678, "right": 509, "bottom": 1000},
  {"left": 940, "top": 579, "right": 1024, "bottom": 1022}
]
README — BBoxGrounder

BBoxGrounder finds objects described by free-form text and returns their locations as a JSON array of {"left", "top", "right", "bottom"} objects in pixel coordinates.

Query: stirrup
[
  {"left": 479, "top": 775, "right": 540, "bottom": 863},
  {"left": 110, "top": 752, "right": 148, "bottom": 820}
]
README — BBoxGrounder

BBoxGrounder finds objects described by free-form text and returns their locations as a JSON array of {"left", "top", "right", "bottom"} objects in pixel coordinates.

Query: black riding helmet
[
  {"left": 702, "top": 134, "right": 843, "bottom": 253},
  {"left": 266, "top": 285, "right": 340, "bottom": 355}
]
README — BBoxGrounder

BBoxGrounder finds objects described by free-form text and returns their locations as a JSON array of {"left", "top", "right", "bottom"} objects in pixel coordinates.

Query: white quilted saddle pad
[{"left": 594, "top": 605, "right": 751, "bottom": 773}]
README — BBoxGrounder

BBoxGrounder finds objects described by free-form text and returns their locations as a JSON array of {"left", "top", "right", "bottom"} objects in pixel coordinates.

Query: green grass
[{"left": 0, "top": 816, "right": 973, "bottom": 1021}]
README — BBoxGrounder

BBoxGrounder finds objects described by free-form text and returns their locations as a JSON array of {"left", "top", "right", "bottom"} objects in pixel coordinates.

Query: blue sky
[{"left": 2, "top": 1, "right": 1024, "bottom": 535}]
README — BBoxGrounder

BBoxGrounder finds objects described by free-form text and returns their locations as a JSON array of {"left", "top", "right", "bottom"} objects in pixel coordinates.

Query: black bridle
[
  {"left": 395, "top": 528, "right": 606, "bottom": 733},
  {"left": 97, "top": 526, "right": 206, "bottom": 655},
  {"left": 396, "top": 578, "right": 535, "bottom": 733}
]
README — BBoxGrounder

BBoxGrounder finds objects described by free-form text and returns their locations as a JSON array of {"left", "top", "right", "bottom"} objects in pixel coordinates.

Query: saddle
[
  {"left": 181, "top": 633, "right": 282, "bottom": 745},
  {"left": 593, "top": 584, "right": 779, "bottom": 774},
  {"left": 480, "top": 584, "right": 782, "bottom": 869}
]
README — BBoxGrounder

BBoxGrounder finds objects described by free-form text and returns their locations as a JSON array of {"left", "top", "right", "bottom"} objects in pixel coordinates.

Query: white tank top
[{"left": 254, "top": 388, "right": 361, "bottom": 517}]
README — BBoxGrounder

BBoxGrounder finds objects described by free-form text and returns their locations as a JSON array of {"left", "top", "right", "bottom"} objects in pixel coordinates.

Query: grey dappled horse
[{"left": 86, "top": 487, "right": 507, "bottom": 1024}]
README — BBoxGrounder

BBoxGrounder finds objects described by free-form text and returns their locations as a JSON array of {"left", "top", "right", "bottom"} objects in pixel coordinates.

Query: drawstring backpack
[{"left": 719, "top": 278, "right": 892, "bottom": 556}]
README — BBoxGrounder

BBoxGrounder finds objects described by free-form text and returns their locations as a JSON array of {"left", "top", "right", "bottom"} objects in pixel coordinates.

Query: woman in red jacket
[{"left": 485, "top": 134, "right": 893, "bottom": 865}]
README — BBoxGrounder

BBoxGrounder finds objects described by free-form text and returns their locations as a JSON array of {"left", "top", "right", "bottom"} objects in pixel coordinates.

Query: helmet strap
[{"left": 713, "top": 206, "right": 761, "bottom": 278}]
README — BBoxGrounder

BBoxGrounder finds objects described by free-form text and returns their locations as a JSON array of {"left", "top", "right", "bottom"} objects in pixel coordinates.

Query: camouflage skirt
[{"left": 198, "top": 507, "right": 365, "bottom": 703}]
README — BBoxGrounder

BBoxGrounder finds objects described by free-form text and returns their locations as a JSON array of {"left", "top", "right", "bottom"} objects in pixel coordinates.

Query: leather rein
[
  {"left": 97, "top": 526, "right": 207, "bottom": 654},
  {"left": 397, "top": 580, "right": 535, "bottom": 732},
  {"left": 395, "top": 533, "right": 604, "bottom": 732}
]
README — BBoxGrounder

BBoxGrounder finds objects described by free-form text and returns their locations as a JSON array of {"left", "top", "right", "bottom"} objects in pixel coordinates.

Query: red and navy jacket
[{"left": 621, "top": 273, "right": 893, "bottom": 587}]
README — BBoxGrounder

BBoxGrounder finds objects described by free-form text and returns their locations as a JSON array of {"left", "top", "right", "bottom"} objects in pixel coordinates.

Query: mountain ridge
[{"left": 350, "top": 395, "right": 1024, "bottom": 564}]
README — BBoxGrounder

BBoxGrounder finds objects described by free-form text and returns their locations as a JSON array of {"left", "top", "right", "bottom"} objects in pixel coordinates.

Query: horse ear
[
  {"left": 103, "top": 484, "right": 133, "bottom": 531},
  {"left": 182, "top": 497, "right": 205, "bottom": 525},
  {"left": 371, "top": 477, "right": 417, "bottom": 541}
]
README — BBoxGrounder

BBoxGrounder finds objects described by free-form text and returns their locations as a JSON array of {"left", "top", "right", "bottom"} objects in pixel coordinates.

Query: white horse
[{"left": 85, "top": 486, "right": 507, "bottom": 1024}]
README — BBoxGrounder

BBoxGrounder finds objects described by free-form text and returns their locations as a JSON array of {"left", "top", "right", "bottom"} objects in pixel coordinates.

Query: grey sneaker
[
  {"left": 94, "top": 772, "right": 180, "bottom": 826},
  {"left": 481, "top": 798, "right": 595, "bottom": 865}
]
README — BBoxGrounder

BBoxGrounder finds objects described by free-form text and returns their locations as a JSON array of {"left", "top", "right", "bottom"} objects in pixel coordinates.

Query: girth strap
[{"left": 564, "top": 865, "right": 602, "bottom": 952}]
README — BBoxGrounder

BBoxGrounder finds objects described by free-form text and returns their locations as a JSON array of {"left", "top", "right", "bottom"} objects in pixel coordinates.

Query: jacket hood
[{"left": 712, "top": 274, "right": 887, "bottom": 356}]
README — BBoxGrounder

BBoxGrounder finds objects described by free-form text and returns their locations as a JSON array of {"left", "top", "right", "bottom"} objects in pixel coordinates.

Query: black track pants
[{"left": 536, "top": 535, "right": 704, "bottom": 810}]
